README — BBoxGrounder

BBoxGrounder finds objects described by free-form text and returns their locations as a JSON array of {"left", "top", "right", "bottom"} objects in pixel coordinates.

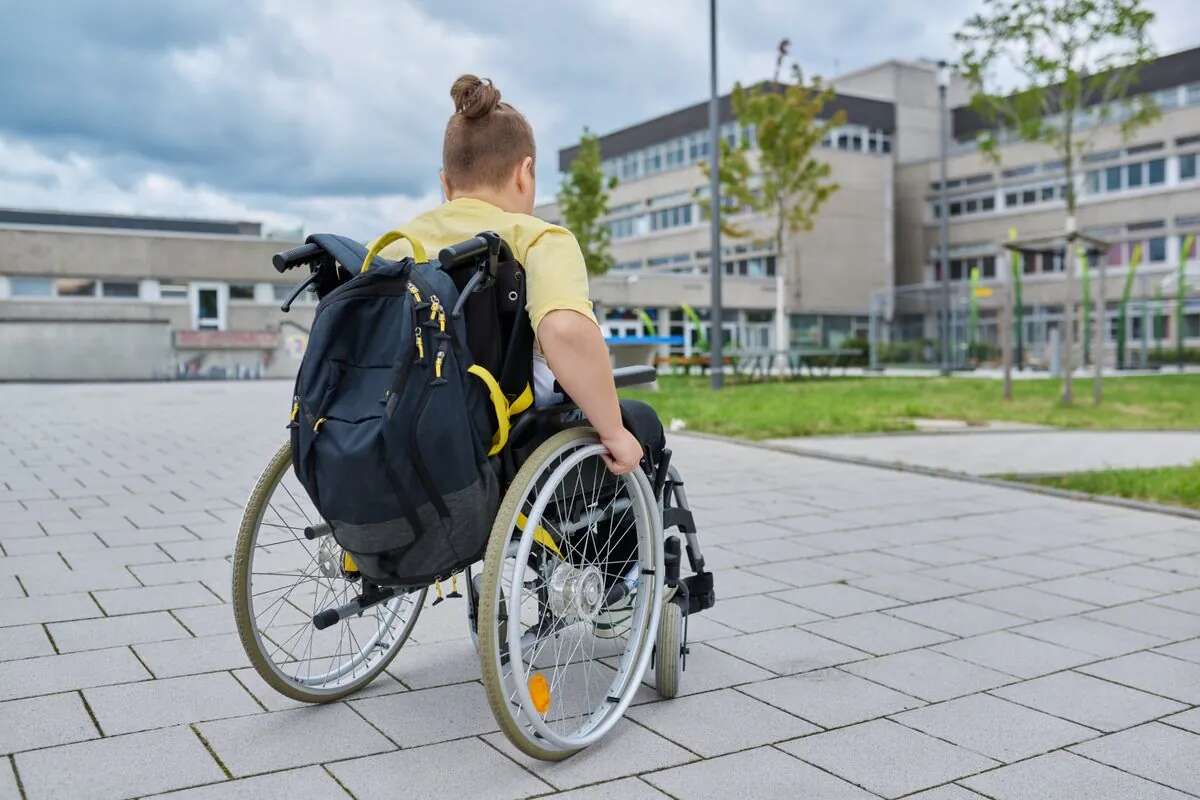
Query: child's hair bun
[{"left": 450, "top": 74, "right": 501, "bottom": 120}]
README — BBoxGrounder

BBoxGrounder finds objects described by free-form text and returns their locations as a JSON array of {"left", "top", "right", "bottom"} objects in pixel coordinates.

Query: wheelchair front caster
[{"left": 655, "top": 599, "right": 685, "bottom": 699}]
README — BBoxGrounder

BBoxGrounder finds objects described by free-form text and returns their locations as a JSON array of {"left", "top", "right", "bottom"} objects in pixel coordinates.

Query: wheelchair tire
[
  {"left": 654, "top": 600, "right": 683, "bottom": 699},
  {"left": 232, "top": 441, "right": 425, "bottom": 703},
  {"left": 478, "top": 427, "right": 664, "bottom": 761}
]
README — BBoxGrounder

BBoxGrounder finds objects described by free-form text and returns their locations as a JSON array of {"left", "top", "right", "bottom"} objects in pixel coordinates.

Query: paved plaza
[
  {"left": 771, "top": 430, "right": 1200, "bottom": 477},
  {"left": 2, "top": 381, "right": 1200, "bottom": 800}
]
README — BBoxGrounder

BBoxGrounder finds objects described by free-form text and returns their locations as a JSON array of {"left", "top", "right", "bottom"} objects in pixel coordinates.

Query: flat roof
[
  {"left": 952, "top": 44, "right": 1200, "bottom": 141},
  {"left": 558, "top": 84, "right": 895, "bottom": 171},
  {"left": 0, "top": 208, "right": 263, "bottom": 237}
]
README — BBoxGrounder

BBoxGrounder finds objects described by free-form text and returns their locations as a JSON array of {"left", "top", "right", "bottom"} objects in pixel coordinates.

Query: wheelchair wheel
[
  {"left": 232, "top": 441, "right": 425, "bottom": 703},
  {"left": 654, "top": 600, "right": 684, "bottom": 699},
  {"left": 478, "top": 427, "right": 664, "bottom": 761}
]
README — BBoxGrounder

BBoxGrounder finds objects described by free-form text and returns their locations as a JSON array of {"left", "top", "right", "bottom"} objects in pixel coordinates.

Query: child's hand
[{"left": 599, "top": 428, "right": 644, "bottom": 475}]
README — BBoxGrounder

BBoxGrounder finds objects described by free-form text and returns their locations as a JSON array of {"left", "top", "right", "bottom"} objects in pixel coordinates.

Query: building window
[
  {"left": 1126, "top": 161, "right": 1143, "bottom": 188},
  {"left": 1155, "top": 88, "right": 1180, "bottom": 109},
  {"left": 229, "top": 284, "right": 256, "bottom": 301},
  {"left": 609, "top": 216, "right": 635, "bottom": 239},
  {"left": 9, "top": 276, "right": 53, "bottom": 296},
  {"left": 1106, "top": 242, "right": 1125, "bottom": 267},
  {"left": 649, "top": 204, "right": 692, "bottom": 231},
  {"left": 101, "top": 281, "right": 139, "bottom": 298},
  {"left": 55, "top": 278, "right": 98, "bottom": 297},
  {"left": 1148, "top": 236, "right": 1167, "bottom": 262},
  {"left": 1148, "top": 158, "right": 1166, "bottom": 185},
  {"left": 1182, "top": 153, "right": 1198, "bottom": 181},
  {"left": 160, "top": 283, "right": 188, "bottom": 300},
  {"left": 1105, "top": 165, "right": 1123, "bottom": 191}
]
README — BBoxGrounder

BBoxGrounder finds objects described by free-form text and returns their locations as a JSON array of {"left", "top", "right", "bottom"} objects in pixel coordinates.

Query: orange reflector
[{"left": 528, "top": 672, "right": 551, "bottom": 715}]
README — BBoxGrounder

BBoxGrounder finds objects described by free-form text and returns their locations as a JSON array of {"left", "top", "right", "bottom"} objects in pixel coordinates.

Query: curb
[{"left": 673, "top": 429, "right": 1200, "bottom": 523}]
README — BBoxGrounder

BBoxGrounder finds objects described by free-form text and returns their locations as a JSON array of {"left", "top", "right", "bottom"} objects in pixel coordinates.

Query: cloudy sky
[{"left": 1, "top": 1, "right": 1195, "bottom": 239}]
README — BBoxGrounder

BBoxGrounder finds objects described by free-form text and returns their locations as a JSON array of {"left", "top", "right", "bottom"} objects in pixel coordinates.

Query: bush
[
  {"left": 836, "top": 337, "right": 869, "bottom": 367},
  {"left": 967, "top": 341, "right": 998, "bottom": 362},
  {"left": 877, "top": 339, "right": 932, "bottom": 364},
  {"left": 1148, "top": 347, "right": 1200, "bottom": 366}
]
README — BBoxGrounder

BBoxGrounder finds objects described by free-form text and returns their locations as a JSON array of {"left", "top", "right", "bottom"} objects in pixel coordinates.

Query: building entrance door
[{"left": 191, "top": 283, "right": 227, "bottom": 330}]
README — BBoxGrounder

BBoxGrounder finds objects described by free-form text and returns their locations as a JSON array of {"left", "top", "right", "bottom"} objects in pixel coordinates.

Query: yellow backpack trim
[
  {"left": 508, "top": 384, "right": 534, "bottom": 417},
  {"left": 467, "top": 365, "right": 511, "bottom": 456},
  {"left": 361, "top": 228, "right": 428, "bottom": 271},
  {"left": 466, "top": 365, "right": 536, "bottom": 457}
]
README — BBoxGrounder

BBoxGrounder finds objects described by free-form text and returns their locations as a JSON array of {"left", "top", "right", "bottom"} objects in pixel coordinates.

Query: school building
[
  {"left": 539, "top": 44, "right": 1200, "bottom": 364},
  {"left": 2, "top": 46, "right": 1199, "bottom": 380}
]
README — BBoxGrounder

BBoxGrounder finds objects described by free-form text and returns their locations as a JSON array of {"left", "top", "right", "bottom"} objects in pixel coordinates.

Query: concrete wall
[
  {"left": 0, "top": 312, "right": 311, "bottom": 381},
  {"left": 833, "top": 61, "right": 970, "bottom": 165},
  {"left": 0, "top": 225, "right": 317, "bottom": 380},
  {"left": 545, "top": 145, "right": 894, "bottom": 319},
  {"left": 0, "top": 228, "right": 289, "bottom": 282},
  {"left": 0, "top": 319, "right": 173, "bottom": 380}
]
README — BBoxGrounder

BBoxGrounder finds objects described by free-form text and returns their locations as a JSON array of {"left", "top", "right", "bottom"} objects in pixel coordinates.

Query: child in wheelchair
[
  {"left": 231, "top": 73, "right": 713, "bottom": 762},
  {"left": 372, "top": 73, "right": 650, "bottom": 476}
]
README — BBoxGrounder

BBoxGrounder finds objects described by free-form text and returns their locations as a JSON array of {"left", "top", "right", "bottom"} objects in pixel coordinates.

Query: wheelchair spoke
[
  {"left": 234, "top": 442, "right": 424, "bottom": 700},
  {"left": 483, "top": 433, "right": 663, "bottom": 754}
]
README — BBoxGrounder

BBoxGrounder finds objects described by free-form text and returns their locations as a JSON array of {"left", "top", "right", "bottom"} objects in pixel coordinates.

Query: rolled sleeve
[{"left": 522, "top": 226, "right": 598, "bottom": 333}]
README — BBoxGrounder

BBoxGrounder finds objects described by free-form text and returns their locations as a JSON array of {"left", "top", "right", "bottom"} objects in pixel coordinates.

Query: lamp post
[
  {"left": 937, "top": 60, "right": 951, "bottom": 375},
  {"left": 708, "top": 0, "right": 724, "bottom": 389}
]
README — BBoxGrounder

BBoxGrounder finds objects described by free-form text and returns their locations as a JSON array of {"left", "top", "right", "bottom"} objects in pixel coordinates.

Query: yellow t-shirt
[{"left": 373, "top": 197, "right": 597, "bottom": 334}]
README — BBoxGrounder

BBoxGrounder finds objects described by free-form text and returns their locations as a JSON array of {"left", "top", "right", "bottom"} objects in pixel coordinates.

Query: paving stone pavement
[
  {"left": 769, "top": 429, "right": 1200, "bottom": 476},
  {"left": 1, "top": 381, "right": 1199, "bottom": 800}
]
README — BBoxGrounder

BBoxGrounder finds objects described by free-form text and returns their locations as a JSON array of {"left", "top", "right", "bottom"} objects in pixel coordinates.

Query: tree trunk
[
  {"left": 1002, "top": 260, "right": 1014, "bottom": 400},
  {"left": 1062, "top": 229, "right": 1076, "bottom": 404},
  {"left": 1061, "top": 134, "right": 1077, "bottom": 406},
  {"left": 774, "top": 230, "right": 788, "bottom": 372}
]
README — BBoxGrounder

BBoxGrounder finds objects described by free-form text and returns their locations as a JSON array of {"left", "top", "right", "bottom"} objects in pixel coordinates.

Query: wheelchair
[{"left": 231, "top": 232, "right": 715, "bottom": 760}]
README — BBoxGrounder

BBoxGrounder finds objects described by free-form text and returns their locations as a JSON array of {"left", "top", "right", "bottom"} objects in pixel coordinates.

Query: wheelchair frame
[{"left": 231, "top": 232, "right": 715, "bottom": 759}]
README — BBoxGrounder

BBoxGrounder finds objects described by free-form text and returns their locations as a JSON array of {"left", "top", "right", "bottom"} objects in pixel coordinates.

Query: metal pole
[
  {"left": 868, "top": 291, "right": 880, "bottom": 372},
  {"left": 937, "top": 62, "right": 951, "bottom": 375},
  {"left": 1002, "top": 257, "right": 1013, "bottom": 399},
  {"left": 708, "top": 0, "right": 724, "bottom": 389},
  {"left": 1094, "top": 246, "right": 1105, "bottom": 403}
]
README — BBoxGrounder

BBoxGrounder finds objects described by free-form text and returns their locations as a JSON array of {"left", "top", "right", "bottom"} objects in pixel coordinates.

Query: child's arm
[{"left": 537, "top": 310, "right": 645, "bottom": 475}]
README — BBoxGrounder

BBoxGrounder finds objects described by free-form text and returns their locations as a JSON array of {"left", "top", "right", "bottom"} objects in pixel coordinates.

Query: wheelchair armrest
[
  {"left": 552, "top": 365, "right": 657, "bottom": 397},
  {"left": 613, "top": 365, "right": 657, "bottom": 389}
]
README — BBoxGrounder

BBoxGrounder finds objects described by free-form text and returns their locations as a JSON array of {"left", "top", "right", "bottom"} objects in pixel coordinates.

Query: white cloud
[
  {"left": 0, "top": 135, "right": 440, "bottom": 239},
  {"left": 0, "top": 0, "right": 1194, "bottom": 237}
]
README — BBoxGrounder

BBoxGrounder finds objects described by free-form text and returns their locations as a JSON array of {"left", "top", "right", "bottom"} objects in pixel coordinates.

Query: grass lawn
[
  {"left": 620, "top": 373, "right": 1200, "bottom": 439},
  {"left": 1018, "top": 462, "right": 1200, "bottom": 511}
]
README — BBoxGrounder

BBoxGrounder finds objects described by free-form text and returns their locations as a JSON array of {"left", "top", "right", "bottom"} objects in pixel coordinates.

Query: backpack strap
[
  {"left": 362, "top": 228, "right": 428, "bottom": 271},
  {"left": 467, "top": 365, "right": 509, "bottom": 456}
]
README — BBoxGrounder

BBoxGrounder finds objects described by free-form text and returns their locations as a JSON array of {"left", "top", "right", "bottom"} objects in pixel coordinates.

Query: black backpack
[{"left": 289, "top": 231, "right": 501, "bottom": 587}]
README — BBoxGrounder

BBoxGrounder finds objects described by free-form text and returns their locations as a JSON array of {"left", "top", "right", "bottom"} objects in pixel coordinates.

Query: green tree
[
  {"left": 557, "top": 129, "right": 617, "bottom": 276},
  {"left": 957, "top": 0, "right": 1158, "bottom": 405},
  {"left": 701, "top": 39, "right": 845, "bottom": 355}
]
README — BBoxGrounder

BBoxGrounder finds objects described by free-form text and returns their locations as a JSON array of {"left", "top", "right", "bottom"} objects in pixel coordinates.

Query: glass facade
[{"left": 599, "top": 120, "right": 891, "bottom": 184}]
